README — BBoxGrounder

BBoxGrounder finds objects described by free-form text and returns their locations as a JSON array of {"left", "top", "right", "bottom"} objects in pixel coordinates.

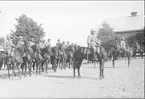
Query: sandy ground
[{"left": 0, "top": 58, "right": 144, "bottom": 98}]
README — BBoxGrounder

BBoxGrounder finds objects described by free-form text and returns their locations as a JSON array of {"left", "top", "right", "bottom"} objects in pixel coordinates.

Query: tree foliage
[
  {"left": 11, "top": 14, "right": 45, "bottom": 43},
  {"left": 98, "top": 21, "right": 115, "bottom": 43},
  {"left": 97, "top": 21, "right": 120, "bottom": 53}
]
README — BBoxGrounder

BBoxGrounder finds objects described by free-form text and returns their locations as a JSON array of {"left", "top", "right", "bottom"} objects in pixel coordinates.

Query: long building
[{"left": 105, "top": 12, "right": 144, "bottom": 38}]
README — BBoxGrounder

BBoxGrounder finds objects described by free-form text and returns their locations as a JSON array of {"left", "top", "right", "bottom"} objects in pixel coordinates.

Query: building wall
[{"left": 115, "top": 29, "right": 143, "bottom": 39}]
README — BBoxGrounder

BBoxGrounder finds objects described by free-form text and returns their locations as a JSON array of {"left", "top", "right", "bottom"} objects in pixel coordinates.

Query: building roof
[{"left": 105, "top": 13, "right": 144, "bottom": 32}]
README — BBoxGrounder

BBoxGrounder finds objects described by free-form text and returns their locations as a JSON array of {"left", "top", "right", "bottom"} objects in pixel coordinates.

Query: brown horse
[{"left": 6, "top": 45, "right": 25, "bottom": 78}]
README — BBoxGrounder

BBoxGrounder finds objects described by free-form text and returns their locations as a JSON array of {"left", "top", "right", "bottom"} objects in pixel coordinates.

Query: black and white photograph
[{"left": 0, "top": 1, "right": 144, "bottom": 98}]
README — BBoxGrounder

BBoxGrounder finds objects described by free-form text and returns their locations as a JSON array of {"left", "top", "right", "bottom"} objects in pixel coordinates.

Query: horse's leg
[
  {"left": 127, "top": 54, "right": 131, "bottom": 68},
  {"left": 102, "top": 59, "right": 105, "bottom": 78},
  {"left": 41, "top": 61, "right": 44, "bottom": 72},
  {"left": 18, "top": 63, "right": 21, "bottom": 78},
  {"left": 21, "top": 63, "right": 24, "bottom": 76},
  {"left": 46, "top": 60, "right": 48, "bottom": 74},
  {"left": 30, "top": 61, "right": 32, "bottom": 76},
  {"left": 112, "top": 58, "right": 115, "bottom": 68},
  {"left": 93, "top": 51, "right": 96, "bottom": 68},
  {"left": 24, "top": 62, "right": 27, "bottom": 77},
  {"left": 36, "top": 61, "right": 38, "bottom": 75},
  {"left": 99, "top": 60, "right": 101, "bottom": 79},
  {"left": 32, "top": 61, "right": 35, "bottom": 71},
  {"left": 78, "top": 65, "right": 81, "bottom": 77},
  {"left": 39, "top": 61, "right": 41, "bottom": 75},
  {"left": 27, "top": 61, "right": 31, "bottom": 76},
  {"left": 7, "top": 64, "right": 10, "bottom": 78},
  {"left": 112, "top": 54, "right": 115, "bottom": 68},
  {"left": 12, "top": 63, "right": 16, "bottom": 78},
  {"left": 73, "top": 62, "right": 76, "bottom": 78}
]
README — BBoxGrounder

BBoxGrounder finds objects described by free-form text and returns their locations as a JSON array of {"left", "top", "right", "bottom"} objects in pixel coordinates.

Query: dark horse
[
  {"left": 108, "top": 44, "right": 131, "bottom": 68},
  {"left": 21, "top": 43, "right": 33, "bottom": 77},
  {"left": 50, "top": 46, "right": 58, "bottom": 72},
  {"left": 73, "top": 45, "right": 107, "bottom": 80},
  {"left": 40, "top": 45, "right": 51, "bottom": 74},
  {"left": 0, "top": 51, "right": 5, "bottom": 70},
  {"left": 31, "top": 43, "right": 43, "bottom": 75}
]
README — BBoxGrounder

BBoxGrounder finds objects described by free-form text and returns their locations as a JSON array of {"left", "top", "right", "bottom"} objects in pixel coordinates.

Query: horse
[
  {"left": 0, "top": 51, "right": 5, "bottom": 70},
  {"left": 40, "top": 45, "right": 51, "bottom": 74},
  {"left": 6, "top": 45, "right": 25, "bottom": 78},
  {"left": 31, "top": 43, "right": 43, "bottom": 75},
  {"left": 72, "top": 45, "right": 107, "bottom": 80},
  {"left": 108, "top": 44, "right": 131, "bottom": 68},
  {"left": 21, "top": 43, "right": 33, "bottom": 77},
  {"left": 50, "top": 46, "right": 58, "bottom": 72},
  {"left": 65, "top": 46, "right": 74, "bottom": 69}
]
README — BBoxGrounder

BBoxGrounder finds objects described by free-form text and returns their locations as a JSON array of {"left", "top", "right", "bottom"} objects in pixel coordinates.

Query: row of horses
[{"left": 0, "top": 42, "right": 132, "bottom": 79}]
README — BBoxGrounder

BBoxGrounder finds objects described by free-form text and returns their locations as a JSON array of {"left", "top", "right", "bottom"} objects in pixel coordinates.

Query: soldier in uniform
[
  {"left": 17, "top": 36, "right": 24, "bottom": 48},
  {"left": 56, "top": 39, "right": 61, "bottom": 46},
  {"left": 66, "top": 41, "right": 70, "bottom": 48},
  {"left": 6, "top": 36, "right": 15, "bottom": 57},
  {"left": 87, "top": 29, "right": 100, "bottom": 59},
  {"left": 120, "top": 37, "right": 126, "bottom": 51},
  {"left": 45, "top": 38, "right": 51, "bottom": 47},
  {"left": 45, "top": 38, "right": 52, "bottom": 54}
]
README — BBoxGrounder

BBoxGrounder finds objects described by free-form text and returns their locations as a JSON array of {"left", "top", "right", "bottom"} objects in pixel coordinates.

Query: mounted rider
[
  {"left": 4, "top": 36, "right": 15, "bottom": 57},
  {"left": 120, "top": 37, "right": 126, "bottom": 52},
  {"left": 87, "top": 29, "right": 100, "bottom": 59},
  {"left": 45, "top": 38, "right": 51, "bottom": 47},
  {"left": 17, "top": 36, "right": 25, "bottom": 48},
  {"left": 62, "top": 41, "right": 66, "bottom": 50},
  {"left": 56, "top": 39, "right": 61, "bottom": 49},
  {"left": 45, "top": 38, "right": 52, "bottom": 54},
  {"left": 66, "top": 41, "right": 70, "bottom": 48}
]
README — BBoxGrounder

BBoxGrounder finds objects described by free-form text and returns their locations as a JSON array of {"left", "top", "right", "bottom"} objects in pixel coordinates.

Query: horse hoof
[{"left": 99, "top": 77, "right": 102, "bottom": 80}]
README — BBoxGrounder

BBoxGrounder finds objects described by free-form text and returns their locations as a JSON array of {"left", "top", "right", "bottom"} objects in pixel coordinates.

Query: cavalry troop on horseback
[{"left": 0, "top": 28, "right": 133, "bottom": 80}]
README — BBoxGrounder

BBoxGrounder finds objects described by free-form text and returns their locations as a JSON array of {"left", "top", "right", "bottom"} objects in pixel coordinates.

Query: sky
[{"left": 0, "top": 1, "right": 144, "bottom": 46}]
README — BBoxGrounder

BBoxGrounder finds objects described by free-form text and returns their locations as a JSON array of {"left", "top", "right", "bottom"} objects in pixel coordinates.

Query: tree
[
  {"left": 97, "top": 21, "right": 120, "bottom": 53},
  {"left": 97, "top": 21, "right": 115, "bottom": 43},
  {"left": 11, "top": 14, "right": 45, "bottom": 44}
]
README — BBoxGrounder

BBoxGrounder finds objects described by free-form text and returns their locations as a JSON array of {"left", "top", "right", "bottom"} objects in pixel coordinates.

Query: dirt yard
[{"left": 0, "top": 58, "right": 144, "bottom": 98}]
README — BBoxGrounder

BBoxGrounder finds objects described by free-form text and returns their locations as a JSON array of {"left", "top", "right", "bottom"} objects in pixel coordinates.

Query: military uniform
[
  {"left": 6, "top": 38, "right": 15, "bottom": 57},
  {"left": 120, "top": 40, "right": 126, "bottom": 50},
  {"left": 87, "top": 32, "right": 100, "bottom": 53},
  {"left": 46, "top": 41, "right": 51, "bottom": 47}
]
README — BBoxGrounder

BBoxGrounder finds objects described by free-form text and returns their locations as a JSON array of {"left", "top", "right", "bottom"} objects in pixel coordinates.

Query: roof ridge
[{"left": 105, "top": 14, "right": 144, "bottom": 21}]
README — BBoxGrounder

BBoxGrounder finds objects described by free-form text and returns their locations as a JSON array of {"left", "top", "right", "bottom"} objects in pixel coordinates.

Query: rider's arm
[{"left": 87, "top": 35, "right": 91, "bottom": 46}]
